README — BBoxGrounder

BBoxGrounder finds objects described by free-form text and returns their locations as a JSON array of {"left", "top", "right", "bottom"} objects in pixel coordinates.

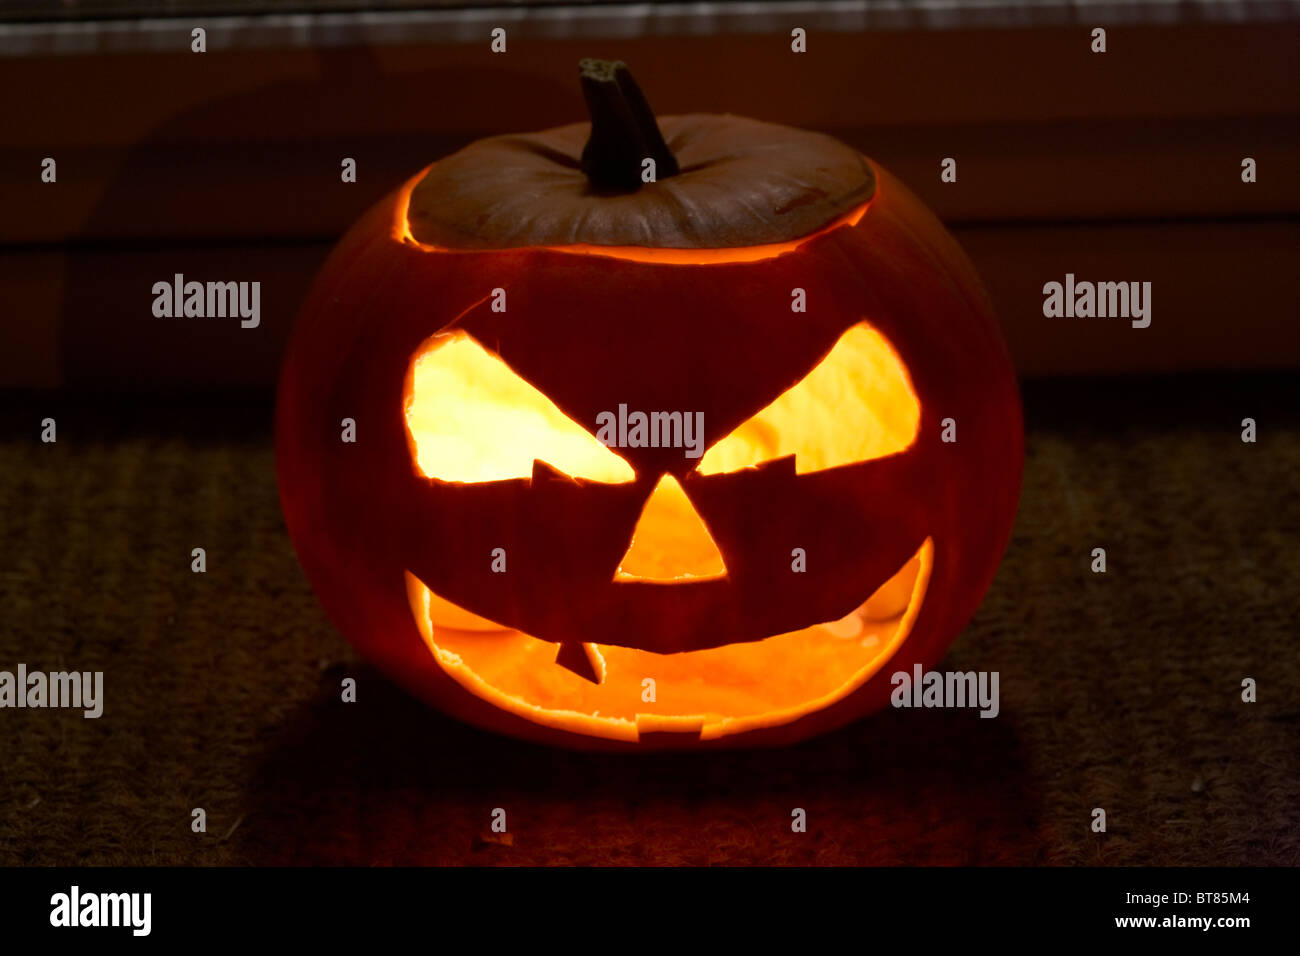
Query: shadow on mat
[{"left": 236, "top": 665, "right": 1041, "bottom": 865}]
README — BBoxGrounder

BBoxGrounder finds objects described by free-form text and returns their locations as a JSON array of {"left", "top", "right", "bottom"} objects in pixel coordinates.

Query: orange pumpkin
[{"left": 276, "top": 61, "right": 1022, "bottom": 750}]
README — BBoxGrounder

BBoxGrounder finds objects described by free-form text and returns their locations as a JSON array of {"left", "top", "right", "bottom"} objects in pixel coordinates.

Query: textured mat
[{"left": 0, "top": 375, "right": 1296, "bottom": 866}]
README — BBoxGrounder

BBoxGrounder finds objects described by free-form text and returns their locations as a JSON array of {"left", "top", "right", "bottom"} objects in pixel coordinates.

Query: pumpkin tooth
[
  {"left": 822, "top": 613, "right": 863, "bottom": 639},
  {"left": 531, "top": 458, "right": 570, "bottom": 483},
  {"left": 769, "top": 453, "right": 797, "bottom": 476},
  {"left": 861, "top": 556, "right": 922, "bottom": 621},
  {"left": 555, "top": 641, "right": 606, "bottom": 684}
]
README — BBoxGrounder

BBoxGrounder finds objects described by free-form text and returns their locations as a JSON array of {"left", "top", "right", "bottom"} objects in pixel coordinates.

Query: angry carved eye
[
  {"left": 404, "top": 332, "right": 635, "bottom": 484},
  {"left": 698, "top": 322, "right": 920, "bottom": 475}
]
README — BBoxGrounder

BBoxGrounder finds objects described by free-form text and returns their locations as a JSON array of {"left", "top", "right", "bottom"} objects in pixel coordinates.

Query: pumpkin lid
[{"left": 407, "top": 59, "right": 875, "bottom": 251}]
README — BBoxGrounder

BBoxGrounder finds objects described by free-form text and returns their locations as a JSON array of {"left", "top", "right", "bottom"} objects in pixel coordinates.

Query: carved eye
[
  {"left": 698, "top": 322, "right": 920, "bottom": 476},
  {"left": 404, "top": 332, "right": 635, "bottom": 483}
]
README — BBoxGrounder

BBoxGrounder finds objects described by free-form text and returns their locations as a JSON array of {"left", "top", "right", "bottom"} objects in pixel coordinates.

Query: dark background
[{"left": 0, "top": 2, "right": 1297, "bottom": 865}]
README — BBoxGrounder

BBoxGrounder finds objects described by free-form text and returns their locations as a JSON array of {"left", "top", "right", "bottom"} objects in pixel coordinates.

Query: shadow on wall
[{"left": 57, "top": 49, "right": 572, "bottom": 390}]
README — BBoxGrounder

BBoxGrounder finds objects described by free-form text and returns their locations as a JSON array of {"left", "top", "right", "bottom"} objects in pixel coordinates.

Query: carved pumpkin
[{"left": 276, "top": 61, "right": 1022, "bottom": 750}]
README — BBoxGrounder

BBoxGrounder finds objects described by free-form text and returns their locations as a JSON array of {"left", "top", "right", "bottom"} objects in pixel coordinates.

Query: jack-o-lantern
[{"left": 276, "top": 61, "right": 1022, "bottom": 750}]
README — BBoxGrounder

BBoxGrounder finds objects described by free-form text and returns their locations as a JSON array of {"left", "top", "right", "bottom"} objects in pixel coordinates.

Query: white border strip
[{"left": 1, "top": 0, "right": 1297, "bottom": 56}]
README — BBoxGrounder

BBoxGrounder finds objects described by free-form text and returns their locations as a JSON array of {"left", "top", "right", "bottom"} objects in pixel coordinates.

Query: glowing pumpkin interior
[{"left": 401, "top": 311, "right": 931, "bottom": 741}]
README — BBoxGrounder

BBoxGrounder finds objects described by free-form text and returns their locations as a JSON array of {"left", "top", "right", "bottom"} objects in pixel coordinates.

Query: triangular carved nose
[{"left": 615, "top": 474, "right": 727, "bottom": 582}]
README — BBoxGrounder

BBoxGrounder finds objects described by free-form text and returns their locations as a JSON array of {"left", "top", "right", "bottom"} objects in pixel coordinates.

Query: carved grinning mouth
[{"left": 405, "top": 539, "right": 930, "bottom": 743}]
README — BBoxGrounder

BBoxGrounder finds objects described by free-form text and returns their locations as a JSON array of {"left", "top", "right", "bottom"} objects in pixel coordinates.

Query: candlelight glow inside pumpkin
[{"left": 399, "top": 317, "right": 931, "bottom": 740}]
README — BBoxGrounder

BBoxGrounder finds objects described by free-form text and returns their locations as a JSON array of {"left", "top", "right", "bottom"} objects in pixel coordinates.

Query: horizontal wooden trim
[
  {"left": 4, "top": 115, "right": 1296, "bottom": 244},
  {"left": 3, "top": 2, "right": 1296, "bottom": 53},
  {"left": 2, "top": 218, "right": 1295, "bottom": 388}
]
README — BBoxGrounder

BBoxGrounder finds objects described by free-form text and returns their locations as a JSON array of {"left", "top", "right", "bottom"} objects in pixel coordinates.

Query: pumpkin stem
[{"left": 579, "top": 59, "right": 679, "bottom": 192}]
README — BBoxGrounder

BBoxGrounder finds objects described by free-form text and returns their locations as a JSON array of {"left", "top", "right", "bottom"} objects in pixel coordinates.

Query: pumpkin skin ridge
[
  {"left": 276, "top": 151, "right": 1022, "bottom": 751},
  {"left": 851, "top": 167, "right": 1025, "bottom": 651}
]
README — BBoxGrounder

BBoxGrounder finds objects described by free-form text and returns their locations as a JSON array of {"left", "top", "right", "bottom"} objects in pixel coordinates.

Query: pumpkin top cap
[{"left": 406, "top": 60, "right": 875, "bottom": 250}]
